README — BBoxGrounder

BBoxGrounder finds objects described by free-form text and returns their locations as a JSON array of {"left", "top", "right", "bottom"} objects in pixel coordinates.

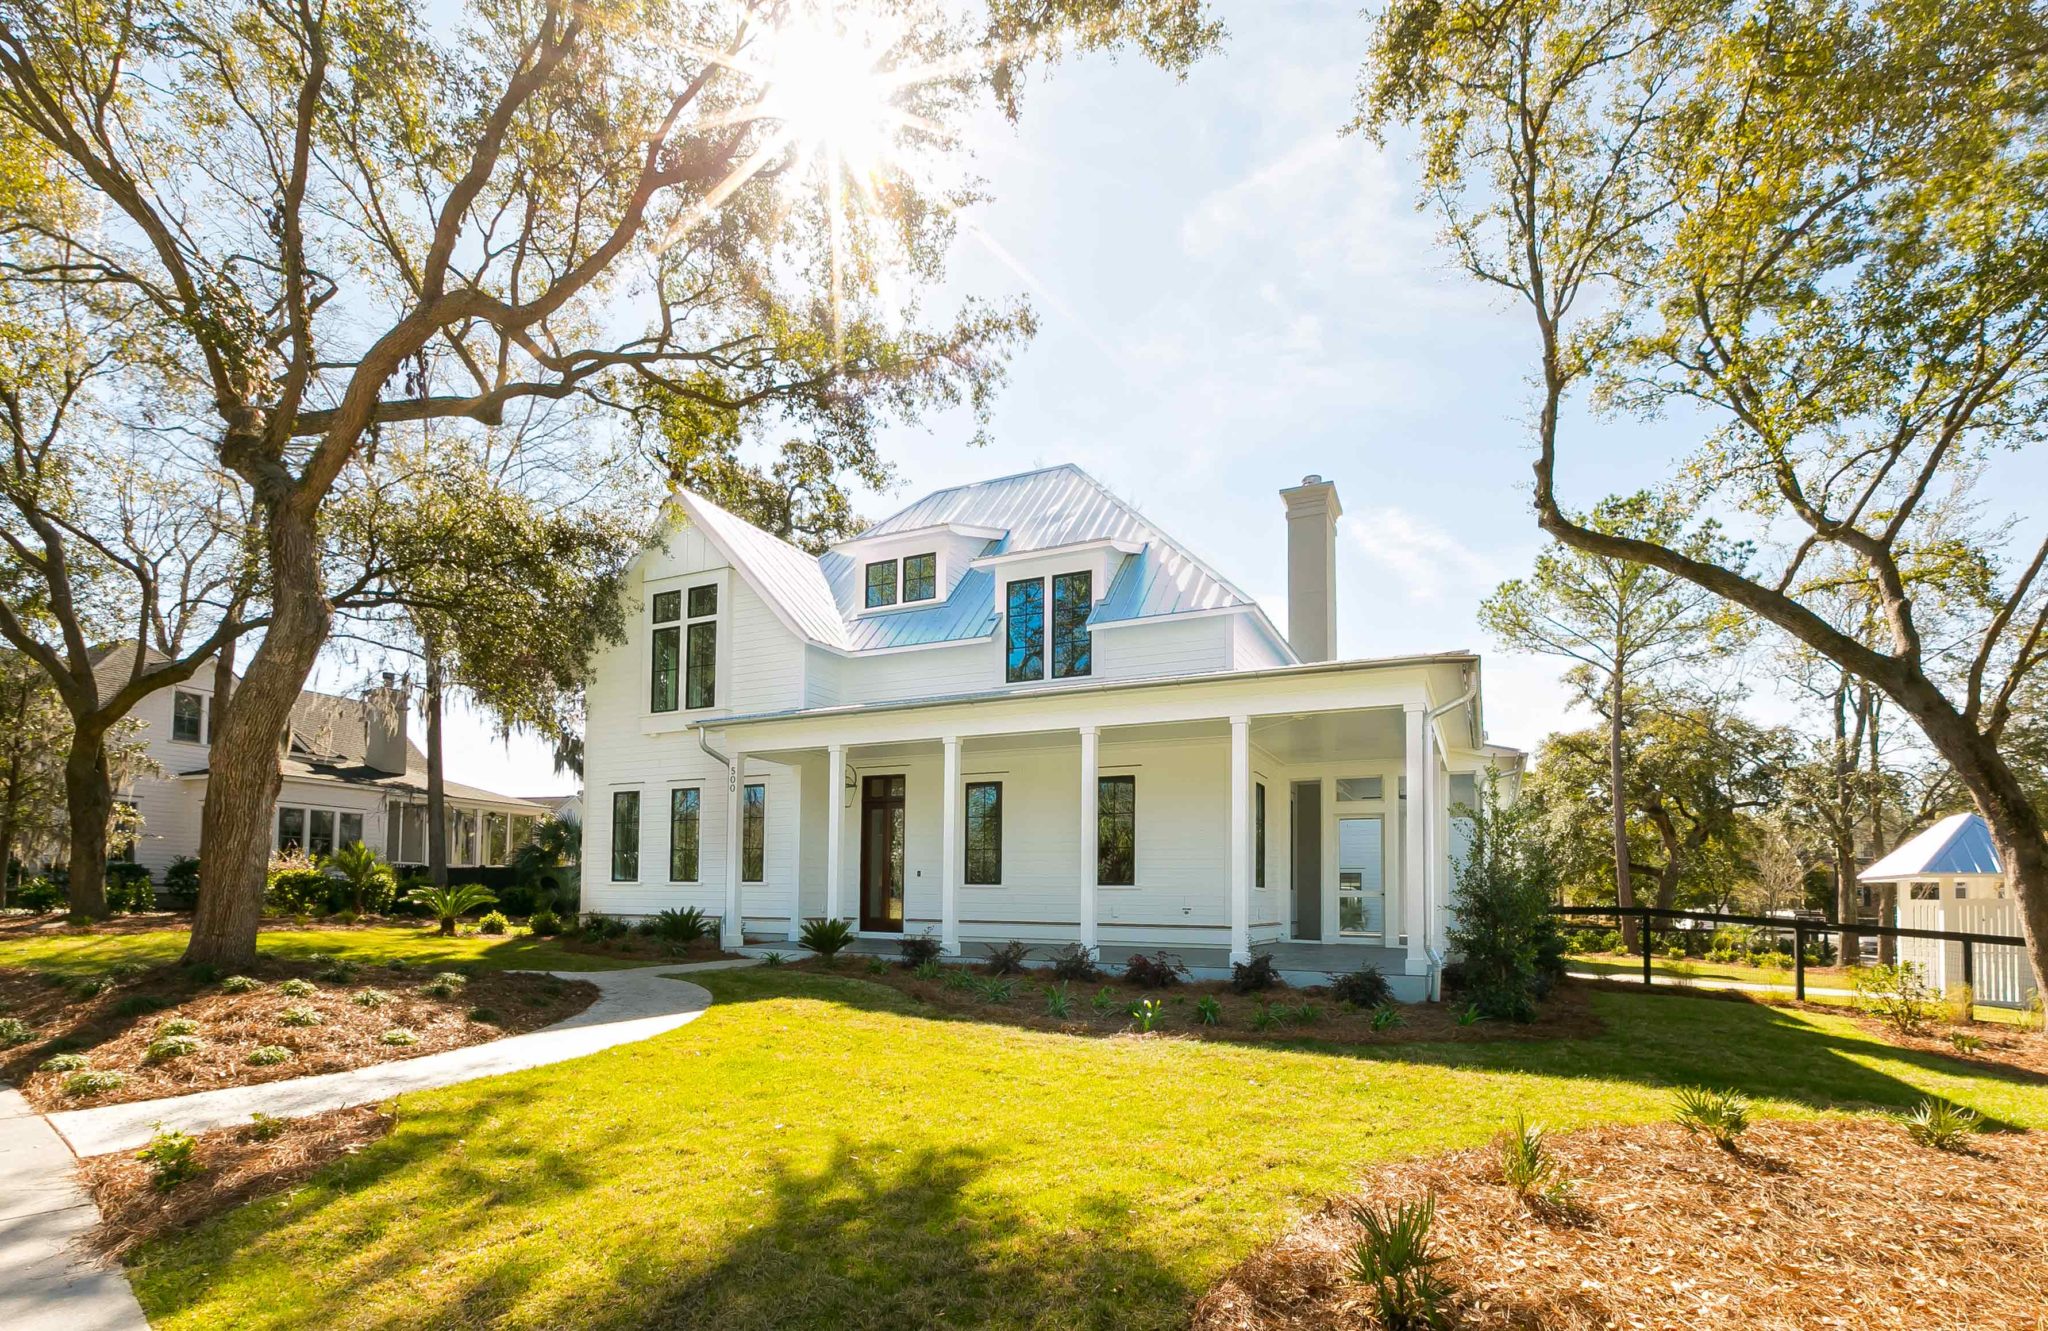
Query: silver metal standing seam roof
[
  {"left": 1859, "top": 812, "right": 2004, "bottom": 881},
  {"left": 674, "top": 464, "right": 1284, "bottom": 655}
]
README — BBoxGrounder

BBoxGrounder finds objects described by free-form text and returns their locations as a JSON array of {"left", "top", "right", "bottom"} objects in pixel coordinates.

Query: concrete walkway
[
  {"left": 49, "top": 958, "right": 753, "bottom": 1158},
  {"left": 0, "top": 1088, "right": 150, "bottom": 1331}
]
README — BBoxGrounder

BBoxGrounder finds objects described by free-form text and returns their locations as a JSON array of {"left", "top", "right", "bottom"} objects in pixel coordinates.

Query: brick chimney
[
  {"left": 1279, "top": 475, "right": 1341, "bottom": 663},
  {"left": 366, "top": 671, "right": 410, "bottom": 773}
]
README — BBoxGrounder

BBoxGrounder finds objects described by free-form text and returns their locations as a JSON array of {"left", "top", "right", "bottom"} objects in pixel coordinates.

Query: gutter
[{"left": 697, "top": 727, "right": 731, "bottom": 772}]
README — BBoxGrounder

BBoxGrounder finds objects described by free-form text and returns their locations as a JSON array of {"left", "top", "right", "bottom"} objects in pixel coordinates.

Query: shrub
[
  {"left": 1231, "top": 952, "right": 1281, "bottom": 994},
  {"left": 467, "top": 1006, "right": 502, "bottom": 1024},
  {"left": 15, "top": 876, "right": 63, "bottom": 912},
  {"left": 761, "top": 952, "right": 785, "bottom": 967},
  {"left": 330, "top": 909, "right": 360, "bottom": 926},
  {"left": 1330, "top": 966, "right": 1393, "bottom": 1008},
  {"left": 71, "top": 976, "right": 106, "bottom": 999},
  {"left": 246, "top": 1045, "right": 294, "bottom": 1066},
  {"left": 942, "top": 969, "right": 976, "bottom": 992},
  {"left": 866, "top": 958, "right": 889, "bottom": 975},
  {"left": 1284, "top": 1001, "right": 1322, "bottom": 1026},
  {"left": 419, "top": 972, "right": 466, "bottom": 998},
  {"left": 0, "top": 1016, "right": 34, "bottom": 1045},
  {"left": 527, "top": 908, "right": 563, "bottom": 936},
  {"left": 1673, "top": 1086, "right": 1752, "bottom": 1148},
  {"left": 278, "top": 978, "right": 317, "bottom": 997},
  {"left": 654, "top": 906, "right": 712, "bottom": 944},
  {"left": 1251, "top": 1001, "right": 1281, "bottom": 1031},
  {"left": 406, "top": 882, "right": 498, "bottom": 936},
  {"left": 353, "top": 988, "right": 393, "bottom": 1008},
  {"left": 157, "top": 1016, "right": 200, "bottom": 1037},
  {"left": 897, "top": 931, "right": 944, "bottom": 967},
  {"left": 1345, "top": 1194, "right": 1452, "bottom": 1331},
  {"left": 277, "top": 1004, "right": 322, "bottom": 1027},
  {"left": 40, "top": 1052, "right": 90, "bottom": 1073},
  {"left": 1048, "top": 943, "right": 1101, "bottom": 982},
  {"left": 981, "top": 940, "right": 1034, "bottom": 976},
  {"left": 476, "top": 910, "right": 509, "bottom": 936},
  {"left": 972, "top": 977, "right": 1015, "bottom": 1004},
  {"left": 1446, "top": 771, "right": 1562, "bottom": 1022},
  {"left": 163, "top": 856, "right": 202, "bottom": 906},
  {"left": 1851, "top": 962, "right": 1937, "bottom": 1035},
  {"left": 380, "top": 1028, "right": 419, "bottom": 1046},
  {"left": 799, "top": 916, "right": 855, "bottom": 960},
  {"left": 1455, "top": 1002, "right": 1482, "bottom": 1027},
  {"left": 1121, "top": 950, "right": 1186, "bottom": 989},
  {"left": 579, "top": 913, "right": 629, "bottom": 941},
  {"left": 1369, "top": 1001, "right": 1405, "bottom": 1032},
  {"left": 1902, "top": 1098, "right": 1980, "bottom": 1151},
  {"left": 245, "top": 1112, "right": 289, "bottom": 1141},
  {"left": 1949, "top": 1030, "right": 1985, "bottom": 1054},
  {"left": 137, "top": 1129, "right": 202, "bottom": 1191},
  {"left": 1045, "top": 985, "right": 1073, "bottom": 1019},
  {"left": 321, "top": 841, "right": 398, "bottom": 914},
  {"left": 1091, "top": 986, "right": 1118, "bottom": 1015},
  {"left": 1127, "top": 997, "right": 1164, "bottom": 1033},
  {"left": 266, "top": 865, "right": 334, "bottom": 916},
  {"left": 63, "top": 1070, "right": 126, "bottom": 1097},
  {"left": 1498, "top": 1113, "right": 1555, "bottom": 1197},
  {"left": 145, "top": 1033, "right": 202, "bottom": 1063},
  {"left": 220, "top": 974, "right": 262, "bottom": 994},
  {"left": 106, "top": 863, "right": 156, "bottom": 913},
  {"left": 113, "top": 994, "right": 167, "bottom": 1018},
  {"left": 1942, "top": 984, "right": 1975, "bottom": 1027},
  {"left": 312, "top": 957, "right": 358, "bottom": 983},
  {"left": 912, "top": 959, "right": 944, "bottom": 982},
  {"left": 1195, "top": 994, "right": 1222, "bottom": 1026}
]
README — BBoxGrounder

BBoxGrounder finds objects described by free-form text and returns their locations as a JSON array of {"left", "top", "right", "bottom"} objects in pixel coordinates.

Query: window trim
[
  {"left": 741, "top": 782, "right": 766, "bottom": 884},
  {"left": 171, "top": 689, "right": 206, "bottom": 744},
  {"left": 964, "top": 780, "right": 1002, "bottom": 886},
  {"left": 669, "top": 786, "right": 701, "bottom": 883},
  {"left": 1097, "top": 773, "right": 1136, "bottom": 887},
  {"left": 611, "top": 789, "right": 641, "bottom": 882}
]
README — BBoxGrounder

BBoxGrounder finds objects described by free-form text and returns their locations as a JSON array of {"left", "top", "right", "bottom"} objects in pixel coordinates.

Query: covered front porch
[{"left": 706, "top": 655, "right": 1505, "bottom": 992}]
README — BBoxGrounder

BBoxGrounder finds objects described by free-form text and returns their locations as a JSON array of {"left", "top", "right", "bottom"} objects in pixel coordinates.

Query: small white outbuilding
[{"left": 1859, "top": 813, "right": 2035, "bottom": 1008}]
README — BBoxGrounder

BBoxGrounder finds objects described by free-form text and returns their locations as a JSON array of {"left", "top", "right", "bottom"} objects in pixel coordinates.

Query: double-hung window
[
  {"left": 965, "top": 782, "right": 1002, "bottom": 885},
  {"left": 670, "top": 787, "right": 700, "bottom": 882},
  {"left": 1006, "top": 571, "right": 1093, "bottom": 683},
  {"left": 612, "top": 791, "right": 640, "bottom": 882},
  {"left": 172, "top": 690, "right": 205, "bottom": 743},
  {"left": 741, "top": 783, "right": 766, "bottom": 882},
  {"left": 1098, "top": 775, "right": 1135, "bottom": 886}
]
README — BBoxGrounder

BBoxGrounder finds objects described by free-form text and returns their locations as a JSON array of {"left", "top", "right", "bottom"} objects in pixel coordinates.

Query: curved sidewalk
[{"left": 46, "top": 958, "right": 753, "bottom": 1159}]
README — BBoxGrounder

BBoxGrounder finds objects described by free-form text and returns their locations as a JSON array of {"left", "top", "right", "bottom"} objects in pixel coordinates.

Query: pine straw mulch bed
[
  {"left": 0, "top": 958, "right": 597, "bottom": 1111},
  {"left": 785, "top": 957, "right": 1606, "bottom": 1047},
  {"left": 81, "top": 1103, "right": 399, "bottom": 1259},
  {"left": 1193, "top": 1118, "right": 2048, "bottom": 1331}
]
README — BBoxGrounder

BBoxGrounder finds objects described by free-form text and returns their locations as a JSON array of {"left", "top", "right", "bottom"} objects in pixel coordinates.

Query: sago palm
[
  {"left": 406, "top": 882, "right": 498, "bottom": 936},
  {"left": 323, "top": 841, "right": 396, "bottom": 914}
]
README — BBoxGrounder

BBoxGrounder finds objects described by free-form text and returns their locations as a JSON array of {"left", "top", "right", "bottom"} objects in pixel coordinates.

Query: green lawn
[
  {"left": 117, "top": 969, "right": 2048, "bottom": 1331},
  {"left": 0, "top": 925, "right": 647, "bottom": 976},
  {"left": 1568, "top": 952, "right": 1822, "bottom": 984}
]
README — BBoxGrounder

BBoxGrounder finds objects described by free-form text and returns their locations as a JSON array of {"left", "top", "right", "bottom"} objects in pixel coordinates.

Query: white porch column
[
  {"left": 1078, "top": 725, "right": 1099, "bottom": 953},
  {"left": 1402, "top": 704, "right": 1429, "bottom": 975},
  {"left": 723, "top": 748, "right": 746, "bottom": 948},
  {"left": 1228, "top": 715, "right": 1252, "bottom": 966},
  {"left": 786, "top": 763, "right": 803, "bottom": 943},
  {"left": 825, "top": 743, "right": 846, "bottom": 924},
  {"left": 941, "top": 734, "right": 961, "bottom": 956}
]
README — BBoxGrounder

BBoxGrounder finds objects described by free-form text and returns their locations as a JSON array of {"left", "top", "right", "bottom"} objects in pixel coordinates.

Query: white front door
[{"left": 1337, "top": 815, "right": 1386, "bottom": 941}]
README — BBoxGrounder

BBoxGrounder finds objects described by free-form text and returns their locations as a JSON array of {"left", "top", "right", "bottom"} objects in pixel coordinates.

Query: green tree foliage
[
  {"left": 0, "top": 650, "right": 66, "bottom": 900},
  {"left": 1448, "top": 773, "right": 1563, "bottom": 1022},
  {"left": 322, "top": 841, "right": 398, "bottom": 916},
  {"left": 1359, "top": 0, "right": 2048, "bottom": 1008}
]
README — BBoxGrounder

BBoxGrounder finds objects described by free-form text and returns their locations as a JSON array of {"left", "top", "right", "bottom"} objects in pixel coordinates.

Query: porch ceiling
[{"left": 1252, "top": 709, "right": 1404, "bottom": 763}]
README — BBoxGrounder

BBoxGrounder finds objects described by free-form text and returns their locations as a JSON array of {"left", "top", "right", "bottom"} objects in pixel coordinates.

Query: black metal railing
[{"left": 1551, "top": 903, "right": 2029, "bottom": 1002}]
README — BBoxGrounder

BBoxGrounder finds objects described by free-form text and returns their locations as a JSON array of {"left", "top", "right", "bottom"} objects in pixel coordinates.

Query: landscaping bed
[
  {"left": 0, "top": 957, "right": 597, "bottom": 1110},
  {"left": 1193, "top": 1117, "right": 2048, "bottom": 1330},
  {"left": 787, "top": 954, "right": 1604, "bottom": 1046}
]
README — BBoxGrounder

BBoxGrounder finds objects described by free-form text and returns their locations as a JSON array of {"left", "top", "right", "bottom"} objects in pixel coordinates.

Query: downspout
[
  {"left": 696, "top": 726, "right": 730, "bottom": 773},
  {"left": 1421, "top": 666, "right": 1479, "bottom": 1001}
]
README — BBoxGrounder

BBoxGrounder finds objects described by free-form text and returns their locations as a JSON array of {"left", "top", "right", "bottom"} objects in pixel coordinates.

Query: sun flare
[{"left": 757, "top": 17, "right": 901, "bottom": 172}]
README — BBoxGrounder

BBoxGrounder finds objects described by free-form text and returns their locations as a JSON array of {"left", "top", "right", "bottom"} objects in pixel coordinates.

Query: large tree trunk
[
  {"left": 0, "top": 780, "right": 16, "bottom": 910},
  {"left": 185, "top": 511, "right": 331, "bottom": 968},
  {"left": 425, "top": 641, "right": 448, "bottom": 891},
  {"left": 61, "top": 731, "right": 112, "bottom": 919},
  {"left": 1609, "top": 666, "right": 1638, "bottom": 946},
  {"left": 1646, "top": 800, "right": 1683, "bottom": 911},
  {"left": 1830, "top": 681, "right": 1863, "bottom": 966},
  {"left": 209, "top": 631, "right": 236, "bottom": 740}
]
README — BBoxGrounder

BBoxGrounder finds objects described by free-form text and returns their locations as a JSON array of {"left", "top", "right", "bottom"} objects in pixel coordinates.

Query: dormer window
[
  {"left": 863, "top": 553, "right": 939, "bottom": 610},
  {"left": 1005, "top": 570, "right": 1093, "bottom": 682}
]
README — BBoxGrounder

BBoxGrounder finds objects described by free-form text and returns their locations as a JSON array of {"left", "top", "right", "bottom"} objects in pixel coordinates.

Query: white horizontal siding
[{"left": 1092, "top": 615, "right": 1233, "bottom": 681}]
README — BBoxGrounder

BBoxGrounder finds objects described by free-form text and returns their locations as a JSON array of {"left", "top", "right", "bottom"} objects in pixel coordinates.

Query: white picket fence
[{"left": 1897, "top": 898, "right": 2037, "bottom": 1009}]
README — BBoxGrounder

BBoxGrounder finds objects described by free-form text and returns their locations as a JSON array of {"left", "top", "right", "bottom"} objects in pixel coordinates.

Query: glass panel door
[
  {"left": 860, "top": 775, "right": 906, "bottom": 931},
  {"left": 1336, "top": 816, "right": 1385, "bottom": 940}
]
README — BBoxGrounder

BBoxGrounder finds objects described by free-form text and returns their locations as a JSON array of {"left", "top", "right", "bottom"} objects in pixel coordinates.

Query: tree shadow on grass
[{"left": 696, "top": 968, "right": 2041, "bottom": 1132}]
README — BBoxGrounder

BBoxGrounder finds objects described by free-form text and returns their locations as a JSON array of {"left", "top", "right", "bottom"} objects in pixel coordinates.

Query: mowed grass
[
  {"left": 1569, "top": 954, "right": 2041, "bottom": 1025},
  {"left": 0, "top": 925, "right": 646, "bottom": 976},
  {"left": 126, "top": 970, "right": 2048, "bottom": 1331}
]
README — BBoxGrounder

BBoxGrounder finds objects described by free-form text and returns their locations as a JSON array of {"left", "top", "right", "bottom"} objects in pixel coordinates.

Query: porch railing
[{"left": 1550, "top": 903, "right": 2031, "bottom": 1004}]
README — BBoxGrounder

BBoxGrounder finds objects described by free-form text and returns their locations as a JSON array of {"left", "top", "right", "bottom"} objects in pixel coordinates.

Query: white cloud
[{"left": 1340, "top": 507, "right": 1503, "bottom": 605}]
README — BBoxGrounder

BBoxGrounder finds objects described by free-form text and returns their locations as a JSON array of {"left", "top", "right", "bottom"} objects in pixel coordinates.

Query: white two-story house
[{"left": 581, "top": 464, "right": 1519, "bottom": 996}]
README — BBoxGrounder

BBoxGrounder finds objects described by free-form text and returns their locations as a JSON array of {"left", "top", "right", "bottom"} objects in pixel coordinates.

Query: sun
[{"left": 753, "top": 11, "right": 914, "bottom": 180}]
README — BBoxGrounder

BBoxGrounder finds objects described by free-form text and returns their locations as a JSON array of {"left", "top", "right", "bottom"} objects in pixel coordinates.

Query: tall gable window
[
  {"left": 670, "top": 787, "right": 700, "bottom": 882},
  {"left": 902, "top": 553, "right": 937, "bottom": 601},
  {"left": 965, "top": 782, "right": 1002, "bottom": 885},
  {"left": 172, "top": 690, "right": 205, "bottom": 743},
  {"left": 686, "top": 584, "right": 718, "bottom": 709},
  {"left": 1255, "top": 782, "right": 1266, "bottom": 888},
  {"left": 611, "top": 791, "right": 640, "bottom": 881},
  {"left": 650, "top": 590, "right": 681, "bottom": 712},
  {"left": 1098, "top": 775, "right": 1135, "bottom": 886},
  {"left": 865, "top": 560, "right": 897, "bottom": 608},
  {"left": 1050, "top": 572, "right": 1092, "bottom": 679},
  {"left": 1005, "top": 578, "right": 1045, "bottom": 682},
  {"left": 742, "top": 783, "right": 766, "bottom": 882}
]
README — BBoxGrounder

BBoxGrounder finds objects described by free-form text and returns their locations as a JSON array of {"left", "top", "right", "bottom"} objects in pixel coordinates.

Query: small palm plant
[
  {"left": 1498, "top": 1112, "right": 1575, "bottom": 1209},
  {"left": 799, "top": 916, "right": 855, "bottom": 962},
  {"left": 405, "top": 882, "right": 498, "bottom": 937},
  {"left": 1673, "top": 1086, "right": 1752, "bottom": 1149},
  {"left": 1902, "top": 1098, "right": 1980, "bottom": 1151},
  {"left": 323, "top": 841, "right": 396, "bottom": 915},
  {"left": 1345, "top": 1194, "right": 1452, "bottom": 1331}
]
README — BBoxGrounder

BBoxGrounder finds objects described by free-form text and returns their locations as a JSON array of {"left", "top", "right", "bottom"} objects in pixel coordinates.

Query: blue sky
[{"left": 425, "top": 0, "right": 2047, "bottom": 796}]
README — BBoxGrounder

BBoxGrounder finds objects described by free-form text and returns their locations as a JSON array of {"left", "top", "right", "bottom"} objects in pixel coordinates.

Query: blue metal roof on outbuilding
[{"left": 1859, "top": 812, "right": 2004, "bottom": 881}]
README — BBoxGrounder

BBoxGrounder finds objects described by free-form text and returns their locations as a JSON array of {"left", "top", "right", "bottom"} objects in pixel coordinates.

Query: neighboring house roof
[
  {"left": 675, "top": 463, "right": 1291, "bottom": 657},
  {"left": 1859, "top": 813, "right": 2003, "bottom": 882},
  {"left": 286, "top": 688, "right": 428, "bottom": 772}
]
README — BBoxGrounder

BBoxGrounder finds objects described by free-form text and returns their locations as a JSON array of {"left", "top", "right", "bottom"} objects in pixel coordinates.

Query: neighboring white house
[
  {"left": 580, "top": 464, "right": 1520, "bottom": 997},
  {"left": 100, "top": 646, "right": 551, "bottom": 877},
  {"left": 1860, "top": 812, "right": 2036, "bottom": 1008}
]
